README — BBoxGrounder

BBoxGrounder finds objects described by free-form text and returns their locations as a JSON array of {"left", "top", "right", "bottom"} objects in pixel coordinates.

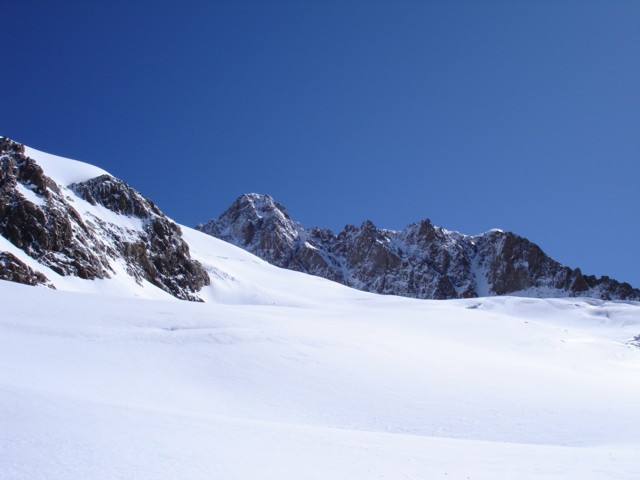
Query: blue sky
[{"left": 3, "top": 1, "right": 639, "bottom": 287}]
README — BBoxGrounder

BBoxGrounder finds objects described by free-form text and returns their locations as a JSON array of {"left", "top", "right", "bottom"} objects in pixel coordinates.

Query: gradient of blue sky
[{"left": 3, "top": 0, "right": 639, "bottom": 286}]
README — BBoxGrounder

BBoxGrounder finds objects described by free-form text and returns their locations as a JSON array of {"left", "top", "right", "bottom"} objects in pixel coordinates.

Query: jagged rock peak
[
  {"left": 198, "top": 193, "right": 295, "bottom": 228},
  {"left": 196, "top": 193, "right": 303, "bottom": 257},
  {"left": 197, "top": 193, "right": 640, "bottom": 301},
  {"left": 232, "top": 193, "right": 292, "bottom": 220}
]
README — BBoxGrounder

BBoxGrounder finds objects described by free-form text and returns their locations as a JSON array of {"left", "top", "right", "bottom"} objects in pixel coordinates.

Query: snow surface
[
  {"left": 14, "top": 182, "right": 45, "bottom": 206},
  {"left": 2, "top": 269, "right": 640, "bottom": 478},
  {"left": 24, "top": 145, "right": 111, "bottom": 185},
  {"left": 3, "top": 146, "right": 640, "bottom": 478}
]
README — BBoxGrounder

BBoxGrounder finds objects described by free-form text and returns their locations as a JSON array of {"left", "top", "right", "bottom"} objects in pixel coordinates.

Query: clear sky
[{"left": 3, "top": 0, "right": 639, "bottom": 287}]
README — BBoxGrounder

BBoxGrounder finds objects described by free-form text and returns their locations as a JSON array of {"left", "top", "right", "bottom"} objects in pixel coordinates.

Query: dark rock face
[
  {"left": 70, "top": 175, "right": 163, "bottom": 218},
  {"left": 0, "top": 137, "right": 209, "bottom": 301},
  {"left": 0, "top": 138, "right": 112, "bottom": 279},
  {"left": 0, "top": 252, "right": 54, "bottom": 288},
  {"left": 628, "top": 335, "right": 640, "bottom": 348},
  {"left": 197, "top": 193, "right": 640, "bottom": 301},
  {"left": 69, "top": 175, "right": 210, "bottom": 301}
]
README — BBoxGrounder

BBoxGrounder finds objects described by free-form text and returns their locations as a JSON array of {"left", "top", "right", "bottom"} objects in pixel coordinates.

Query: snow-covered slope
[
  {"left": 2, "top": 139, "right": 640, "bottom": 478},
  {"left": 23, "top": 144, "right": 110, "bottom": 185},
  {"left": 1, "top": 280, "right": 640, "bottom": 479}
]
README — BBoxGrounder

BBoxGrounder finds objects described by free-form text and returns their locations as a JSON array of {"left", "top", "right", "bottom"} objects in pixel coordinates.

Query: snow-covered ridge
[
  {"left": 2, "top": 137, "right": 639, "bottom": 304},
  {"left": 1, "top": 138, "right": 208, "bottom": 300},
  {"left": 197, "top": 193, "right": 640, "bottom": 301},
  {"left": 24, "top": 144, "right": 111, "bottom": 185}
]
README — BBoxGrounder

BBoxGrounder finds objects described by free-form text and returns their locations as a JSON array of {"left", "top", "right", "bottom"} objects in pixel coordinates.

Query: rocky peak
[
  {"left": 404, "top": 219, "right": 436, "bottom": 240},
  {"left": 197, "top": 193, "right": 640, "bottom": 301},
  {"left": 197, "top": 193, "right": 303, "bottom": 267},
  {"left": 234, "top": 193, "right": 292, "bottom": 220}
]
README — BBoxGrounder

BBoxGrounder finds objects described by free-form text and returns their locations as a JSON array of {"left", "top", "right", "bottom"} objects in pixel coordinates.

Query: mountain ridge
[
  {"left": 1, "top": 136, "right": 637, "bottom": 302},
  {"left": 196, "top": 193, "right": 640, "bottom": 301},
  {"left": 0, "top": 137, "right": 209, "bottom": 301}
]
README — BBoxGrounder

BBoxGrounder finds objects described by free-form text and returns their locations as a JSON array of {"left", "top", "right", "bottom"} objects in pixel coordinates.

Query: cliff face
[
  {"left": 0, "top": 137, "right": 209, "bottom": 301},
  {"left": 197, "top": 193, "right": 640, "bottom": 301}
]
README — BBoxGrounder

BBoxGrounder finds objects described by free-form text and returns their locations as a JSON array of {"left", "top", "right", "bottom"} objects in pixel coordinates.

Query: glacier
[{"left": 1, "top": 139, "right": 640, "bottom": 479}]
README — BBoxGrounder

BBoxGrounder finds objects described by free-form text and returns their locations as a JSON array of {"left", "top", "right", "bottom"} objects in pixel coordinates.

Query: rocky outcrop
[
  {"left": 69, "top": 176, "right": 210, "bottom": 301},
  {"left": 197, "top": 193, "right": 640, "bottom": 301},
  {"left": 0, "top": 137, "right": 209, "bottom": 301},
  {"left": 0, "top": 252, "right": 54, "bottom": 288},
  {"left": 0, "top": 138, "right": 112, "bottom": 279}
]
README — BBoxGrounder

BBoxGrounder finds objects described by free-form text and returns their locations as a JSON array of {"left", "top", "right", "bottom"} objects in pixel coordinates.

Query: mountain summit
[
  {"left": 197, "top": 193, "right": 304, "bottom": 268},
  {"left": 197, "top": 193, "right": 640, "bottom": 301}
]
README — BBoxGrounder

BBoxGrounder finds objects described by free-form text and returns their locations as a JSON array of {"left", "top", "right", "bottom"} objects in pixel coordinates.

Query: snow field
[
  {"left": 1, "top": 279, "right": 639, "bottom": 479},
  {"left": 1, "top": 145, "right": 639, "bottom": 478}
]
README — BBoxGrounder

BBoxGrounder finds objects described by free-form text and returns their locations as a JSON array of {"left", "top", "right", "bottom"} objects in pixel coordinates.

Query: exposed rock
[
  {"left": 70, "top": 175, "right": 162, "bottom": 218},
  {"left": 198, "top": 193, "right": 301, "bottom": 267},
  {"left": 0, "top": 252, "right": 54, "bottom": 288},
  {"left": 0, "top": 137, "right": 112, "bottom": 279},
  {"left": 0, "top": 137, "right": 209, "bottom": 301},
  {"left": 69, "top": 176, "right": 210, "bottom": 301},
  {"left": 197, "top": 193, "right": 640, "bottom": 301}
]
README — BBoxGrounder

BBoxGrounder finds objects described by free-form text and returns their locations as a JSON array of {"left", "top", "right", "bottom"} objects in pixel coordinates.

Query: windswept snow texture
[{"left": 2, "top": 250, "right": 640, "bottom": 479}]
